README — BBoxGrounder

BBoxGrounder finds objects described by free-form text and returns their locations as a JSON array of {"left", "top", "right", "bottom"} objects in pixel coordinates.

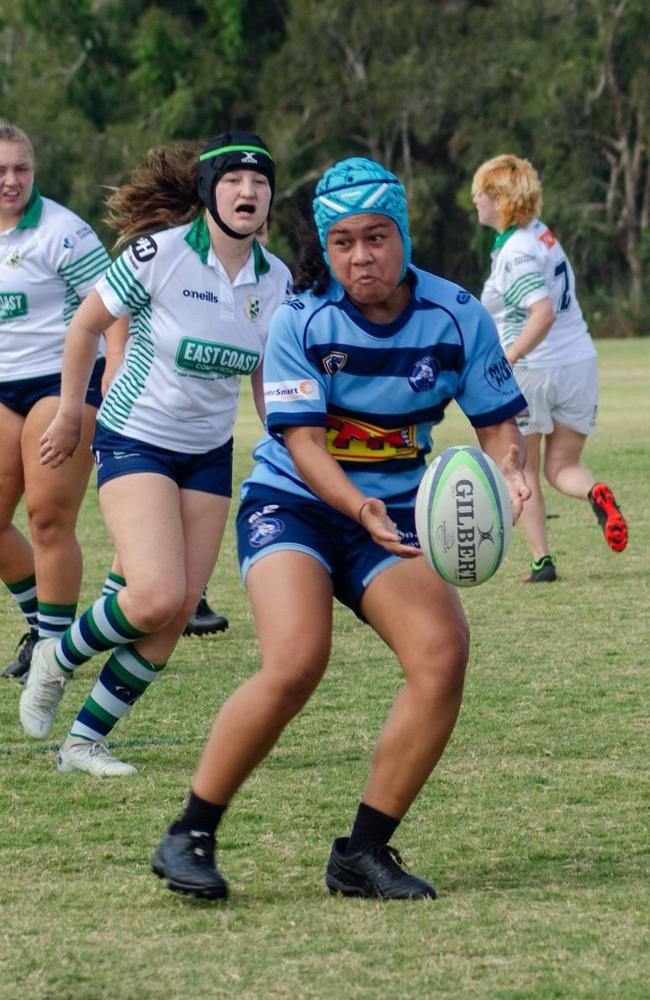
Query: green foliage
[{"left": 0, "top": 0, "right": 647, "bottom": 329}]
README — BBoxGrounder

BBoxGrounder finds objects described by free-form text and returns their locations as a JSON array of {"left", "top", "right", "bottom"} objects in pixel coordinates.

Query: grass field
[{"left": 1, "top": 340, "right": 648, "bottom": 999}]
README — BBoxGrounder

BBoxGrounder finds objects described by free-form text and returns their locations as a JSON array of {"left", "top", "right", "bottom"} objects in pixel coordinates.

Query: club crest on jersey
[
  {"left": 245, "top": 295, "right": 261, "bottom": 321},
  {"left": 408, "top": 355, "right": 439, "bottom": 392},
  {"left": 248, "top": 516, "right": 284, "bottom": 547},
  {"left": 62, "top": 236, "right": 74, "bottom": 249},
  {"left": 323, "top": 351, "right": 348, "bottom": 375},
  {"left": 456, "top": 290, "right": 470, "bottom": 304},
  {"left": 4, "top": 249, "right": 22, "bottom": 268},
  {"left": 131, "top": 235, "right": 158, "bottom": 262}
]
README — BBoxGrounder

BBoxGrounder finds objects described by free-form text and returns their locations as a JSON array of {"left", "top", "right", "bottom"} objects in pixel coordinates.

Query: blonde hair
[
  {"left": 105, "top": 140, "right": 205, "bottom": 248},
  {"left": 0, "top": 122, "right": 36, "bottom": 168},
  {"left": 471, "top": 154, "right": 542, "bottom": 229}
]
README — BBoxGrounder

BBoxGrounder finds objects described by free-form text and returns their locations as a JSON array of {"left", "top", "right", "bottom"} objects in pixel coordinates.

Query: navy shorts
[
  {"left": 93, "top": 423, "right": 233, "bottom": 496},
  {"left": 0, "top": 358, "right": 105, "bottom": 417},
  {"left": 236, "top": 485, "right": 419, "bottom": 616}
]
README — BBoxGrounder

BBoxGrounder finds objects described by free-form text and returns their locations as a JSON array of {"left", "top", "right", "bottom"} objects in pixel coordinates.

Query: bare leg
[
  {"left": 358, "top": 557, "right": 469, "bottom": 819},
  {"left": 22, "top": 396, "right": 97, "bottom": 604},
  {"left": 543, "top": 421, "right": 594, "bottom": 498},
  {"left": 516, "top": 432, "right": 551, "bottom": 562},
  {"left": 192, "top": 551, "right": 333, "bottom": 803},
  {"left": 0, "top": 403, "right": 35, "bottom": 584}
]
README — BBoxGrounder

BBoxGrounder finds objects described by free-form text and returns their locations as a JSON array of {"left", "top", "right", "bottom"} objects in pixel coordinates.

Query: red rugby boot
[{"left": 588, "top": 483, "right": 628, "bottom": 552}]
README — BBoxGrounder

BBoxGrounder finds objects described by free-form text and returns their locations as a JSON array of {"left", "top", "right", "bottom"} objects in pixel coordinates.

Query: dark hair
[
  {"left": 290, "top": 212, "right": 330, "bottom": 295},
  {"left": 105, "top": 140, "right": 205, "bottom": 248}
]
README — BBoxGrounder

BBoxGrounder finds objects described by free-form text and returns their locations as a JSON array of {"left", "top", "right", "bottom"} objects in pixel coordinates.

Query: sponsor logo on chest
[
  {"left": 0, "top": 292, "right": 28, "bottom": 321},
  {"left": 176, "top": 337, "right": 259, "bottom": 377}
]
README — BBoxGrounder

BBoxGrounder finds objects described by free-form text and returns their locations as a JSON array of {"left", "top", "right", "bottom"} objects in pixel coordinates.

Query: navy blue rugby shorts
[
  {"left": 0, "top": 358, "right": 105, "bottom": 417},
  {"left": 93, "top": 423, "right": 233, "bottom": 496},
  {"left": 236, "top": 484, "right": 419, "bottom": 617}
]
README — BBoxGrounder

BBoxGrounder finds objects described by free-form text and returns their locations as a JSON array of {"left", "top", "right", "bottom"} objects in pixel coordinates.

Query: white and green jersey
[
  {"left": 480, "top": 218, "right": 596, "bottom": 369},
  {"left": 0, "top": 189, "right": 110, "bottom": 381},
  {"left": 97, "top": 214, "right": 291, "bottom": 453}
]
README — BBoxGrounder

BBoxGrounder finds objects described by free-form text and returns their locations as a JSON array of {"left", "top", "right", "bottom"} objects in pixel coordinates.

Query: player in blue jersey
[
  {"left": 21, "top": 132, "right": 290, "bottom": 776},
  {"left": 0, "top": 122, "right": 123, "bottom": 683},
  {"left": 151, "top": 156, "right": 531, "bottom": 902}
]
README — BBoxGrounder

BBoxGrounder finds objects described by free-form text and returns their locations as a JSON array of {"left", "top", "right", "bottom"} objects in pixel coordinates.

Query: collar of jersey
[
  {"left": 185, "top": 212, "right": 270, "bottom": 279},
  {"left": 16, "top": 187, "right": 43, "bottom": 229},
  {"left": 491, "top": 225, "right": 518, "bottom": 251}
]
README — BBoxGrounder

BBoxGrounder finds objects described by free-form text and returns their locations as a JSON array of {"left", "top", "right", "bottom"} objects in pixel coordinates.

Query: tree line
[{"left": 1, "top": 0, "right": 647, "bottom": 335}]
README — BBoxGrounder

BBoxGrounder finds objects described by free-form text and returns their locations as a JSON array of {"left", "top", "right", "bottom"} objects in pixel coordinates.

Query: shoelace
[
  {"left": 32, "top": 668, "right": 69, "bottom": 709},
  {"left": 376, "top": 844, "right": 407, "bottom": 870},
  {"left": 189, "top": 831, "right": 214, "bottom": 862}
]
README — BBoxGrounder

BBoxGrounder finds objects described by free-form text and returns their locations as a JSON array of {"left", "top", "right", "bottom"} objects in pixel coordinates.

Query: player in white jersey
[
  {"left": 472, "top": 154, "right": 628, "bottom": 582},
  {"left": 21, "top": 132, "right": 290, "bottom": 778},
  {"left": 0, "top": 122, "right": 122, "bottom": 682}
]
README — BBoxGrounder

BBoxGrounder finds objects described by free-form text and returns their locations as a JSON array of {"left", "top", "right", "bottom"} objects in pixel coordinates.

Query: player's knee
[
  {"left": 124, "top": 583, "right": 185, "bottom": 633},
  {"left": 26, "top": 503, "right": 74, "bottom": 547},
  {"left": 263, "top": 662, "right": 326, "bottom": 714},
  {"left": 408, "top": 624, "right": 469, "bottom": 702}
]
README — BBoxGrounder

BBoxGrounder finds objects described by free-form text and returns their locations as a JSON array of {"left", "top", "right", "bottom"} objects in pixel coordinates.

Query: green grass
[{"left": 1, "top": 340, "right": 648, "bottom": 999}]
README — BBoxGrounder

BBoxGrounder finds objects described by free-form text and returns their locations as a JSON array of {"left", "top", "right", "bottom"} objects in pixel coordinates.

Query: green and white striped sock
[
  {"left": 5, "top": 574, "right": 38, "bottom": 632},
  {"left": 69, "top": 645, "right": 166, "bottom": 743},
  {"left": 38, "top": 601, "right": 77, "bottom": 640},
  {"left": 102, "top": 571, "right": 126, "bottom": 597},
  {"left": 55, "top": 594, "right": 146, "bottom": 674}
]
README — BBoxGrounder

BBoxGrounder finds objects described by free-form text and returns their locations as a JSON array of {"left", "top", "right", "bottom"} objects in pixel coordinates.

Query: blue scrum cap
[{"left": 312, "top": 156, "right": 411, "bottom": 277}]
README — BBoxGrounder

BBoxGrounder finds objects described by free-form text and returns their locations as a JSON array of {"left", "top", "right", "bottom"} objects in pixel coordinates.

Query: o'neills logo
[{"left": 455, "top": 479, "right": 477, "bottom": 582}]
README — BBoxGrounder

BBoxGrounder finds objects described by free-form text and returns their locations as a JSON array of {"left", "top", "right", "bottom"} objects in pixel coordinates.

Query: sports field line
[{"left": 0, "top": 735, "right": 204, "bottom": 758}]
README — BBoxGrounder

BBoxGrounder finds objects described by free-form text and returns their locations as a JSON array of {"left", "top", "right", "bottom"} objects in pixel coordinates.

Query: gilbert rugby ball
[{"left": 415, "top": 446, "right": 512, "bottom": 587}]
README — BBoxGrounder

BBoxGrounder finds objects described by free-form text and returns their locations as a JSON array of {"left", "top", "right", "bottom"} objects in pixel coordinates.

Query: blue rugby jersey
[{"left": 243, "top": 266, "right": 526, "bottom": 506}]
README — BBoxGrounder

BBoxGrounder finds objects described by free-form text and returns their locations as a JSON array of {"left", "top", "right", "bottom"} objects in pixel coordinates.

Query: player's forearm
[
  {"left": 60, "top": 291, "right": 117, "bottom": 414},
  {"left": 506, "top": 298, "right": 555, "bottom": 364},
  {"left": 284, "top": 427, "right": 367, "bottom": 522}
]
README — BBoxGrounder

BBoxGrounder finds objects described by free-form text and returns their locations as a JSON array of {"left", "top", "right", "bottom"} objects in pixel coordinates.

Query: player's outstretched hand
[
  {"left": 359, "top": 497, "right": 422, "bottom": 559},
  {"left": 499, "top": 444, "right": 531, "bottom": 524},
  {"left": 40, "top": 411, "right": 82, "bottom": 468}
]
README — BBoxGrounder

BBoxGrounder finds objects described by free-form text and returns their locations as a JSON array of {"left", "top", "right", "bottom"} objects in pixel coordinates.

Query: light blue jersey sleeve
[
  {"left": 453, "top": 301, "right": 526, "bottom": 427},
  {"left": 263, "top": 297, "right": 330, "bottom": 433}
]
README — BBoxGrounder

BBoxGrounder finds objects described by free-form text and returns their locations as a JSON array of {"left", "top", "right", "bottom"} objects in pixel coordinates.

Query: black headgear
[{"left": 197, "top": 130, "right": 275, "bottom": 240}]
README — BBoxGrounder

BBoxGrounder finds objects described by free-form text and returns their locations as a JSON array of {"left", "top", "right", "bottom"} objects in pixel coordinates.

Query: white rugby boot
[
  {"left": 19, "top": 638, "right": 70, "bottom": 739},
  {"left": 57, "top": 736, "right": 137, "bottom": 777}
]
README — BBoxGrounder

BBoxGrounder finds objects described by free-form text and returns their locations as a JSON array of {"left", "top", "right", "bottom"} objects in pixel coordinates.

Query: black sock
[
  {"left": 170, "top": 790, "right": 227, "bottom": 838},
  {"left": 346, "top": 801, "right": 400, "bottom": 855}
]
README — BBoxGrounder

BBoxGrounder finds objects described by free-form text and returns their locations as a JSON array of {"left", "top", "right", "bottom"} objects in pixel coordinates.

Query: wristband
[{"left": 358, "top": 498, "right": 375, "bottom": 523}]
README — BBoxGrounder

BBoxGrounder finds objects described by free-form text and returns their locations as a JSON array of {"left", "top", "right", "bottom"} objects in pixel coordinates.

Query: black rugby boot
[
  {"left": 325, "top": 837, "right": 436, "bottom": 900},
  {"left": 183, "top": 592, "right": 229, "bottom": 637},
  {"left": 2, "top": 629, "right": 38, "bottom": 682},
  {"left": 151, "top": 829, "right": 228, "bottom": 900}
]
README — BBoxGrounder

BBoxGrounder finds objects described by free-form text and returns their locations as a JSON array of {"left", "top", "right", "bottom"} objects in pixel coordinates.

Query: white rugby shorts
[{"left": 514, "top": 358, "right": 599, "bottom": 436}]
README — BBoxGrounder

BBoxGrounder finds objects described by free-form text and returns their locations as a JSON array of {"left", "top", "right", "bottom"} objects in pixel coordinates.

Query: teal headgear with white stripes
[{"left": 312, "top": 157, "right": 411, "bottom": 279}]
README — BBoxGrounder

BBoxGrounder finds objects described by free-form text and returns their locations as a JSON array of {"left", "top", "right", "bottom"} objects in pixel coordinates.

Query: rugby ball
[{"left": 415, "top": 446, "right": 512, "bottom": 587}]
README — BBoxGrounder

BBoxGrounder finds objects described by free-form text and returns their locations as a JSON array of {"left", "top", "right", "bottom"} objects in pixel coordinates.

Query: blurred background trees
[{"left": 1, "top": 0, "right": 647, "bottom": 334}]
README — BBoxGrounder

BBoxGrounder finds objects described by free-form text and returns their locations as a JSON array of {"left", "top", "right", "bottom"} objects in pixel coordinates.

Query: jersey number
[{"left": 554, "top": 260, "right": 571, "bottom": 312}]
